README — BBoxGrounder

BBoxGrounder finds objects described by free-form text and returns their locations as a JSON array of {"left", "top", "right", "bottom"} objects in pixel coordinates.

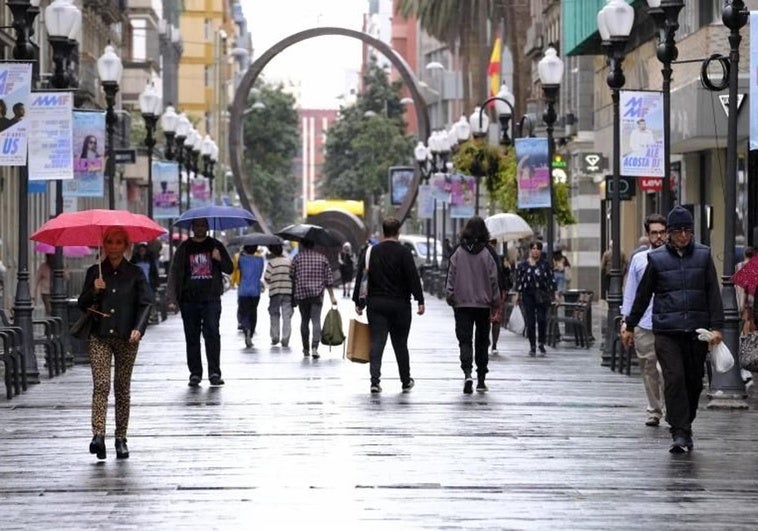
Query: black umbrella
[
  {"left": 276, "top": 223, "right": 341, "bottom": 247},
  {"left": 239, "top": 233, "right": 283, "bottom": 247}
]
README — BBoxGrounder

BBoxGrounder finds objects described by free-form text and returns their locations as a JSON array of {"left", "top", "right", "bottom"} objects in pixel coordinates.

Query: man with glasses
[
  {"left": 622, "top": 206, "right": 723, "bottom": 453},
  {"left": 621, "top": 214, "right": 668, "bottom": 428}
]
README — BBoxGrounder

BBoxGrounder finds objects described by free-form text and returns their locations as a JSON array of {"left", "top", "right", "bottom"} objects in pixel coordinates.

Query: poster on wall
[
  {"left": 152, "top": 161, "right": 180, "bottom": 219},
  {"left": 190, "top": 176, "right": 212, "bottom": 208},
  {"left": 63, "top": 110, "right": 105, "bottom": 198},
  {"left": 515, "top": 137, "right": 551, "bottom": 209},
  {"left": 389, "top": 166, "right": 415, "bottom": 206},
  {"left": 28, "top": 91, "right": 73, "bottom": 181},
  {"left": 619, "top": 90, "right": 665, "bottom": 177},
  {"left": 0, "top": 62, "right": 32, "bottom": 166},
  {"left": 417, "top": 184, "right": 434, "bottom": 219}
]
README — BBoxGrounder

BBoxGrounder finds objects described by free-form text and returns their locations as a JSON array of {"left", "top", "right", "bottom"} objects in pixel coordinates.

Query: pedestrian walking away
[
  {"left": 166, "top": 218, "right": 234, "bottom": 387},
  {"left": 446, "top": 218, "right": 500, "bottom": 394},
  {"left": 78, "top": 227, "right": 153, "bottom": 460},
  {"left": 264, "top": 244, "right": 294, "bottom": 348},
  {"left": 620, "top": 213, "right": 667, "bottom": 427},
  {"left": 515, "top": 241, "right": 556, "bottom": 357},
  {"left": 291, "top": 239, "right": 337, "bottom": 359},
  {"left": 338, "top": 242, "right": 355, "bottom": 298},
  {"left": 622, "top": 206, "right": 724, "bottom": 454},
  {"left": 488, "top": 239, "right": 512, "bottom": 355},
  {"left": 353, "top": 217, "right": 425, "bottom": 394},
  {"left": 232, "top": 244, "right": 265, "bottom": 348}
]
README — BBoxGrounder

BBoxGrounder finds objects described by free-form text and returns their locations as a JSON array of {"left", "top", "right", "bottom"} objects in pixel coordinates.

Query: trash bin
[{"left": 67, "top": 298, "right": 89, "bottom": 364}]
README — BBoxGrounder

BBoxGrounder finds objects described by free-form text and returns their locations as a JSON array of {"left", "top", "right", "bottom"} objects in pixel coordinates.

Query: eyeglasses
[
  {"left": 670, "top": 228, "right": 692, "bottom": 235},
  {"left": 649, "top": 230, "right": 666, "bottom": 237}
]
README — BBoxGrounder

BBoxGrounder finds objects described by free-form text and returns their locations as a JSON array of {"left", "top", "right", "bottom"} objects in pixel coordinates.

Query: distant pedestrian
[
  {"left": 621, "top": 213, "right": 667, "bottom": 427},
  {"left": 353, "top": 217, "right": 425, "bottom": 393},
  {"left": 338, "top": 242, "right": 355, "bottom": 298},
  {"left": 79, "top": 227, "right": 152, "bottom": 460},
  {"left": 446, "top": 219, "right": 500, "bottom": 393},
  {"left": 630, "top": 235, "right": 651, "bottom": 260},
  {"left": 552, "top": 246, "right": 571, "bottom": 295},
  {"left": 291, "top": 239, "right": 337, "bottom": 359},
  {"left": 264, "top": 244, "right": 294, "bottom": 347},
  {"left": 233, "top": 244, "right": 265, "bottom": 348},
  {"left": 601, "top": 241, "right": 627, "bottom": 300},
  {"left": 487, "top": 239, "right": 511, "bottom": 355},
  {"left": 622, "top": 206, "right": 724, "bottom": 453},
  {"left": 515, "top": 241, "right": 556, "bottom": 357},
  {"left": 130, "top": 243, "right": 159, "bottom": 294},
  {"left": 166, "top": 218, "right": 234, "bottom": 387}
]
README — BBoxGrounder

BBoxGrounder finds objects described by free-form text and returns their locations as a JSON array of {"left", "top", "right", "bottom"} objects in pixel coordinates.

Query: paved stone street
[{"left": 2, "top": 290, "right": 758, "bottom": 530}]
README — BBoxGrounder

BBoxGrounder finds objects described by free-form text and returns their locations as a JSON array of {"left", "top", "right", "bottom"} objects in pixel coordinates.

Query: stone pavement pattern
[{"left": 2, "top": 291, "right": 758, "bottom": 530}]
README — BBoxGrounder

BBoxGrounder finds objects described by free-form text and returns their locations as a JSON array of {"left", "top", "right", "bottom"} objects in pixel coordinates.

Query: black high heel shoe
[
  {"left": 89, "top": 435, "right": 106, "bottom": 459},
  {"left": 115, "top": 437, "right": 129, "bottom": 459}
]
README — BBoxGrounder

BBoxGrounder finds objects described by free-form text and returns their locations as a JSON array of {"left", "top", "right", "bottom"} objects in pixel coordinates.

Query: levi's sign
[{"left": 639, "top": 177, "right": 663, "bottom": 192}]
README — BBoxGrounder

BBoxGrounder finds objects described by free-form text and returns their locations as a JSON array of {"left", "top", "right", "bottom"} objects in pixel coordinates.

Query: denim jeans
[
  {"left": 297, "top": 296, "right": 323, "bottom": 352},
  {"left": 367, "top": 297, "right": 412, "bottom": 386},
  {"left": 268, "top": 294, "right": 293, "bottom": 344},
  {"left": 180, "top": 299, "right": 222, "bottom": 379},
  {"left": 522, "top": 291, "right": 548, "bottom": 349}
]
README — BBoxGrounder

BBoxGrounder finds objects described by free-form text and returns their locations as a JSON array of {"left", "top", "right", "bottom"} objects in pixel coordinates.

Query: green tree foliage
[
  {"left": 320, "top": 61, "right": 415, "bottom": 206},
  {"left": 452, "top": 139, "right": 576, "bottom": 227},
  {"left": 242, "top": 82, "right": 300, "bottom": 229}
]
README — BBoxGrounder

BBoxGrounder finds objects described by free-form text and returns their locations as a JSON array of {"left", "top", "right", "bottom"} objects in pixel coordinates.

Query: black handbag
[
  {"left": 535, "top": 289, "right": 552, "bottom": 306},
  {"left": 69, "top": 311, "right": 93, "bottom": 340}
]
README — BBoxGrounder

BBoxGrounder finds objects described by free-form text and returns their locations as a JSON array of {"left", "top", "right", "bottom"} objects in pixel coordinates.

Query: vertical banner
[
  {"left": 429, "top": 172, "right": 452, "bottom": 203},
  {"left": 388, "top": 166, "right": 414, "bottom": 206},
  {"left": 28, "top": 92, "right": 74, "bottom": 181},
  {"left": 64, "top": 110, "right": 105, "bottom": 197},
  {"left": 447, "top": 173, "right": 476, "bottom": 219},
  {"left": 516, "top": 137, "right": 551, "bottom": 209},
  {"left": 152, "top": 160, "right": 180, "bottom": 219},
  {"left": 0, "top": 62, "right": 32, "bottom": 166},
  {"left": 417, "top": 183, "right": 434, "bottom": 219},
  {"left": 190, "top": 175, "right": 212, "bottom": 208},
  {"left": 751, "top": 12, "right": 758, "bottom": 149},
  {"left": 620, "top": 90, "right": 665, "bottom": 177}
]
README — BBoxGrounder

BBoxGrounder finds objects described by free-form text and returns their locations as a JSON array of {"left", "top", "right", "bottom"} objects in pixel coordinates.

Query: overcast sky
[{"left": 242, "top": 1, "right": 367, "bottom": 108}]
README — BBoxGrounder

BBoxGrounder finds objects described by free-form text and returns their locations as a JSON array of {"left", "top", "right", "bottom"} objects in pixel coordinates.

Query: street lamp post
[
  {"left": 425, "top": 61, "right": 445, "bottom": 129},
  {"left": 190, "top": 133, "right": 203, "bottom": 208},
  {"left": 139, "top": 82, "right": 162, "bottom": 219},
  {"left": 45, "top": 0, "right": 81, "bottom": 356},
  {"left": 710, "top": 0, "right": 749, "bottom": 408},
  {"left": 174, "top": 113, "right": 190, "bottom": 214},
  {"left": 598, "top": 0, "right": 634, "bottom": 360},
  {"left": 538, "top": 46, "right": 565, "bottom": 262},
  {"left": 9, "top": 0, "right": 41, "bottom": 383},
  {"left": 201, "top": 134, "right": 213, "bottom": 202},
  {"left": 646, "top": 0, "right": 684, "bottom": 212},
  {"left": 209, "top": 140, "right": 219, "bottom": 202},
  {"left": 97, "top": 44, "right": 123, "bottom": 210}
]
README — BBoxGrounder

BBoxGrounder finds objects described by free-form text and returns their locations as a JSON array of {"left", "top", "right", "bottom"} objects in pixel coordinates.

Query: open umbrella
[
  {"left": 276, "top": 223, "right": 341, "bottom": 247},
  {"left": 173, "top": 205, "right": 255, "bottom": 231},
  {"left": 31, "top": 209, "right": 166, "bottom": 247},
  {"left": 238, "top": 233, "right": 283, "bottom": 247},
  {"left": 484, "top": 213, "right": 533, "bottom": 242},
  {"left": 34, "top": 243, "right": 92, "bottom": 257}
]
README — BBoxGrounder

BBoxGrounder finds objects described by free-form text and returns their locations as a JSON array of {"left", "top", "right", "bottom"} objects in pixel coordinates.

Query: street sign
[
  {"left": 114, "top": 148, "right": 136, "bottom": 164},
  {"left": 581, "top": 152, "right": 604, "bottom": 174},
  {"left": 718, "top": 94, "right": 746, "bottom": 117},
  {"left": 604, "top": 175, "right": 636, "bottom": 201},
  {"left": 639, "top": 177, "right": 663, "bottom": 192}
]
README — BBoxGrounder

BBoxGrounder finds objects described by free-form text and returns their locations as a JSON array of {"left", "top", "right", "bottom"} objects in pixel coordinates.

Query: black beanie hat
[{"left": 667, "top": 205, "right": 693, "bottom": 231}]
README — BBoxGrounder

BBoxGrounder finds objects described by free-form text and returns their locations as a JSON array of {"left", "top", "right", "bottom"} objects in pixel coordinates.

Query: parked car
[{"left": 398, "top": 234, "right": 443, "bottom": 272}]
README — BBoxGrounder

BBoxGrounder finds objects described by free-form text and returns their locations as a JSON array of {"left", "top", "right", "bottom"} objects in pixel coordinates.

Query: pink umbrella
[{"left": 34, "top": 242, "right": 92, "bottom": 257}]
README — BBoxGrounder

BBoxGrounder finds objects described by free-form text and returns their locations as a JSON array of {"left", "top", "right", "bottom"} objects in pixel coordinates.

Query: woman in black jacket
[
  {"left": 515, "top": 241, "right": 556, "bottom": 357},
  {"left": 79, "top": 227, "right": 152, "bottom": 460}
]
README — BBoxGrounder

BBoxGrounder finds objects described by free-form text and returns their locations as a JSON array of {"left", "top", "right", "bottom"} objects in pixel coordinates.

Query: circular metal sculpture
[{"left": 229, "top": 27, "right": 431, "bottom": 233}]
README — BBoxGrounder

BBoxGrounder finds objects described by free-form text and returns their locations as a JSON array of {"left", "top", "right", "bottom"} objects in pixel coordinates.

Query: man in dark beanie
[{"left": 622, "top": 205, "right": 723, "bottom": 453}]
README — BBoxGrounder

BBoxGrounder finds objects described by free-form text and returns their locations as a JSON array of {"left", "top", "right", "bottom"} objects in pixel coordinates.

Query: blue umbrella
[{"left": 173, "top": 205, "right": 255, "bottom": 231}]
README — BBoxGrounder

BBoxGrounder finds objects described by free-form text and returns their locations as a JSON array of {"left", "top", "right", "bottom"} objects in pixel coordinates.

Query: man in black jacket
[
  {"left": 353, "top": 217, "right": 425, "bottom": 394},
  {"left": 622, "top": 206, "right": 724, "bottom": 453},
  {"left": 167, "top": 218, "right": 234, "bottom": 387}
]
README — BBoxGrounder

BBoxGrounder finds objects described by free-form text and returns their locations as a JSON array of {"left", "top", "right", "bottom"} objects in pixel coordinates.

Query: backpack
[{"left": 321, "top": 307, "right": 346, "bottom": 346}]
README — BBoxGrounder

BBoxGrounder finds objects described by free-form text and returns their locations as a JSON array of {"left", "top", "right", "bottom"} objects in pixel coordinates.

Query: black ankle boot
[
  {"left": 115, "top": 437, "right": 129, "bottom": 459},
  {"left": 89, "top": 435, "right": 106, "bottom": 459}
]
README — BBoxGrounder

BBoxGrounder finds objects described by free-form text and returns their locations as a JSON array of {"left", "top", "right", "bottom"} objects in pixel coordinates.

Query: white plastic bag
[
  {"left": 507, "top": 305, "right": 525, "bottom": 335},
  {"left": 711, "top": 342, "right": 735, "bottom": 373}
]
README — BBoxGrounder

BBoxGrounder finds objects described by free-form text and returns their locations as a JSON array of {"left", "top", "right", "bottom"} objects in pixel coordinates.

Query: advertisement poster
[
  {"left": 190, "top": 176, "right": 212, "bottom": 208},
  {"left": 417, "top": 183, "right": 434, "bottom": 219},
  {"left": 620, "top": 90, "right": 665, "bottom": 177},
  {"left": 515, "top": 137, "right": 551, "bottom": 209},
  {"left": 389, "top": 166, "right": 415, "bottom": 206},
  {"left": 429, "top": 173, "right": 452, "bottom": 203},
  {"left": 63, "top": 110, "right": 105, "bottom": 197},
  {"left": 28, "top": 92, "right": 73, "bottom": 181},
  {"left": 448, "top": 173, "right": 476, "bottom": 219},
  {"left": 0, "top": 62, "right": 32, "bottom": 166},
  {"left": 152, "top": 161, "right": 180, "bottom": 219}
]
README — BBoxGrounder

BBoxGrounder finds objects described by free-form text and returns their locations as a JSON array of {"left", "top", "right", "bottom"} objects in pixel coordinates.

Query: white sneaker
[{"left": 491, "top": 348, "right": 498, "bottom": 355}]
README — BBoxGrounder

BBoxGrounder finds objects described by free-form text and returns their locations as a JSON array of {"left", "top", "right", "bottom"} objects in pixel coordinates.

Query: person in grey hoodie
[{"left": 445, "top": 216, "right": 501, "bottom": 394}]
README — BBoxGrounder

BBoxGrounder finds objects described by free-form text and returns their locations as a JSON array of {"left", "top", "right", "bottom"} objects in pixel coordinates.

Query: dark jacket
[
  {"left": 166, "top": 237, "right": 233, "bottom": 306},
  {"left": 626, "top": 240, "right": 724, "bottom": 333},
  {"left": 352, "top": 239, "right": 424, "bottom": 308},
  {"left": 78, "top": 259, "right": 153, "bottom": 341},
  {"left": 445, "top": 239, "right": 500, "bottom": 308}
]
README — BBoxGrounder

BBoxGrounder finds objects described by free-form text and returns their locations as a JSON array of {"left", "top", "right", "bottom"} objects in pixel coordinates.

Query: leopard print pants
[{"left": 89, "top": 336, "right": 138, "bottom": 438}]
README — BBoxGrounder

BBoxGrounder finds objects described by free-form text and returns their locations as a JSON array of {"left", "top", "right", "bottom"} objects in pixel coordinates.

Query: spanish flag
[{"left": 487, "top": 34, "right": 502, "bottom": 97}]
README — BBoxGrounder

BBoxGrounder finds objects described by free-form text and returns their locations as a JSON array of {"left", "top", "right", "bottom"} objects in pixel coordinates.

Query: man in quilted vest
[{"left": 622, "top": 206, "right": 724, "bottom": 454}]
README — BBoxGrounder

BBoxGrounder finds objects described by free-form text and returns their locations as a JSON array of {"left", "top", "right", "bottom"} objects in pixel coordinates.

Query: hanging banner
[
  {"left": 417, "top": 183, "right": 434, "bottom": 219},
  {"left": 751, "top": 12, "right": 758, "bottom": 149},
  {"left": 515, "top": 137, "right": 551, "bottom": 209},
  {"left": 63, "top": 111, "right": 105, "bottom": 198},
  {"left": 448, "top": 173, "right": 476, "bottom": 219},
  {"left": 152, "top": 161, "right": 180, "bottom": 219},
  {"left": 429, "top": 172, "right": 452, "bottom": 203},
  {"left": 28, "top": 92, "right": 74, "bottom": 181},
  {"left": 0, "top": 62, "right": 32, "bottom": 166},
  {"left": 620, "top": 90, "right": 665, "bottom": 177},
  {"left": 190, "top": 175, "right": 212, "bottom": 208},
  {"left": 389, "top": 166, "right": 414, "bottom": 206}
]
